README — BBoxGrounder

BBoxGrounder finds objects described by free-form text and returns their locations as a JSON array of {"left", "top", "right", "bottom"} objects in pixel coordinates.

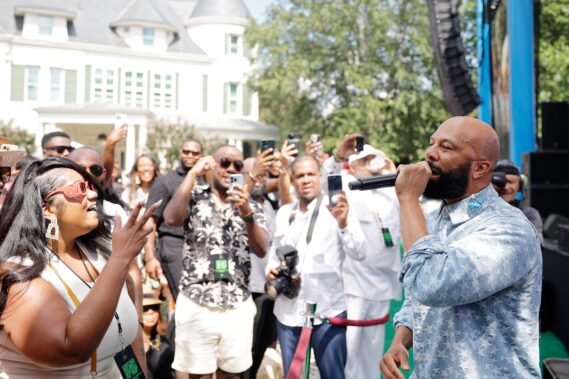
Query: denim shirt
[{"left": 394, "top": 185, "right": 542, "bottom": 378}]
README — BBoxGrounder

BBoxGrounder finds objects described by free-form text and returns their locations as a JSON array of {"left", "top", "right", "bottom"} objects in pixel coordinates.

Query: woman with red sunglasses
[{"left": 0, "top": 157, "right": 159, "bottom": 378}]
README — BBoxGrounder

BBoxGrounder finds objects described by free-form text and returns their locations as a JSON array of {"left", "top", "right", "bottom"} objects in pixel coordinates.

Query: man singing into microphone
[{"left": 380, "top": 116, "right": 542, "bottom": 378}]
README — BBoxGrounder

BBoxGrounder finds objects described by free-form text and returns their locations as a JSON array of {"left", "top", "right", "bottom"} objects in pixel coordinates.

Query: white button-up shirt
[
  {"left": 268, "top": 195, "right": 365, "bottom": 327},
  {"left": 322, "top": 157, "right": 402, "bottom": 301}
]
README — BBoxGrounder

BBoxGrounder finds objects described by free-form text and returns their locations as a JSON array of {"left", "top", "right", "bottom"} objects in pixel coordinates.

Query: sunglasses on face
[
  {"left": 143, "top": 305, "right": 161, "bottom": 312},
  {"left": 219, "top": 157, "right": 243, "bottom": 172},
  {"left": 44, "top": 180, "right": 96, "bottom": 202},
  {"left": 84, "top": 164, "right": 104, "bottom": 177},
  {"left": 45, "top": 145, "right": 75, "bottom": 154},
  {"left": 0, "top": 167, "right": 11, "bottom": 185}
]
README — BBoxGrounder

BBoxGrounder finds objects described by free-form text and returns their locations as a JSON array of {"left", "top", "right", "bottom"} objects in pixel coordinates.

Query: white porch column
[
  {"left": 138, "top": 121, "right": 148, "bottom": 155},
  {"left": 125, "top": 123, "right": 136, "bottom": 173}
]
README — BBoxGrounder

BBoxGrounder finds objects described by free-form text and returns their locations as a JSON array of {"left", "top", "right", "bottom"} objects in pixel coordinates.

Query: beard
[{"left": 423, "top": 160, "right": 470, "bottom": 200}]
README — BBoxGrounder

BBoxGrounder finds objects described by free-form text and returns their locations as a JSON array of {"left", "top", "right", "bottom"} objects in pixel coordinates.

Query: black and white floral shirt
[{"left": 179, "top": 185, "right": 267, "bottom": 309}]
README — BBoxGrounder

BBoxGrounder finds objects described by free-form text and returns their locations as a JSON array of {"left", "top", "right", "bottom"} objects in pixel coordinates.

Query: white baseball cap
[{"left": 348, "top": 144, "right": 386, "bottom": 167}]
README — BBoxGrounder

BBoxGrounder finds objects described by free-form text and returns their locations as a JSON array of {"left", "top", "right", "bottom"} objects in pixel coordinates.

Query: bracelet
[{"left": 279, "top": 168, "right": 289, "bottom": 175}]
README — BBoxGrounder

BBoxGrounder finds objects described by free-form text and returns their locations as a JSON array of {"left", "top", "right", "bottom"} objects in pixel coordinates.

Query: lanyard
[
  {"left": 288, "top": 195, "right": 323, "bottom": 246},
  {"left": 46, "top": 260, "right": 98, "bottom": 378},
  {"left": 47, "top": 250, "right": 126, "bottom": 378}
]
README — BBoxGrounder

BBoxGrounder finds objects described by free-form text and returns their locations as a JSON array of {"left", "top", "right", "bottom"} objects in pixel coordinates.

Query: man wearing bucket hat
[{"left": 323, "top": 136, "right": 401, "bottom": 379}]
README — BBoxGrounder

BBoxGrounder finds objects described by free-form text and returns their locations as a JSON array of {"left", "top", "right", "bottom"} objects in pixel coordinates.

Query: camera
[
  {"left": 491, "top": 171, "right": 507, "bottom": 187},
  {"left": 265, "top": 245, "right": 300, "bottom": 300}
]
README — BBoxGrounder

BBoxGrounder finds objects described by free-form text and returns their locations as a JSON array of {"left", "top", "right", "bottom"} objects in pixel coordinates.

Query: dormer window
[
  {"left": 37, "top": 15, "right": 54, "bottom": 35},
  {"left": 143, "top": 28, "right": 155, "bottom": 46},
  {"left": 15, "top": 6, "right": 76, "bottom": 41}
]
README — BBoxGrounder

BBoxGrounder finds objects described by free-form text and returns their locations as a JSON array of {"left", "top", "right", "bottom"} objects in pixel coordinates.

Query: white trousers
[{"left": 345, "top": 294, "right": 390, "bottom": 379}]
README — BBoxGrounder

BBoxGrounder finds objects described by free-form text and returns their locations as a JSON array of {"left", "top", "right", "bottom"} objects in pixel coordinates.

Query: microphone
[{"left": 348, "top": 173, "right": 398, "bottom": 191}]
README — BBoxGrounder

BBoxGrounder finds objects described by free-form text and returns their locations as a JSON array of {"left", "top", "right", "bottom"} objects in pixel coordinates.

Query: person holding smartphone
[
  {"left": 163, "top": 145, "right": 269, "bottom": 379},
  {"left": 323, "top": 138, "right": 401, "bottom": 379},
  {"left": 266, "top": 155, "right": 365, "bottom": 379}
]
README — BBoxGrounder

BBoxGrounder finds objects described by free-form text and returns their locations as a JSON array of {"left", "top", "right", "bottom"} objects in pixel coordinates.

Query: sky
[{"left": 243, "top": 0, "right": 276, "bottom": 22}]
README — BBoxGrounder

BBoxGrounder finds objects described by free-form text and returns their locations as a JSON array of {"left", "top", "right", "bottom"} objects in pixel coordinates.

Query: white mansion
[{"left": 0, "top": 0, "right": 276, "bottom": 169}]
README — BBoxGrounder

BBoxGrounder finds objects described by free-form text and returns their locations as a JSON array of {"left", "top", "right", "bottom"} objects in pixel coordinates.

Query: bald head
[
  {"left": 243, "top": 157, "right": 255, "bottom": 173},
  {"left": 439, "top": 117, "right": 500, "bottom": 167},
  {"left": 425, "top": 117, "right": 501, "bottom": 202}
]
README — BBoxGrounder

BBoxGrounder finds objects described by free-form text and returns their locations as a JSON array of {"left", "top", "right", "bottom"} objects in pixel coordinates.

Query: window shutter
[
  {"left": 84, "top": 65, "right": 91, "bottom": 103},
  {"left": 10, "top": 65, "right": 25, "bottom": 102},
  {"left": 242, "top": 84, "right": 251, "bottom": 116},
  {"left": 202, "top": 74, "right": 208, "bottom": 112},
  {"left": 65, "top": 69, "right": 77, "bottom": 104},
  {"left": 225, "top": 34, "right": 230, "bottom": 55},
  {"left": 175, "top": 72, "right": 179, "bottom": 111},
  {"left": 223, "top": 83, "right": 228, "bottom": 114}
]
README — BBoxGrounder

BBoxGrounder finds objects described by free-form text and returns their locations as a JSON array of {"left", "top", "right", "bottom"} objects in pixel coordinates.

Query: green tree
[
  {"left": 146, "top": 118, "right": 222, "bottom": 169},
  {"left": 539, "top": 0, "right": 569, "bottom": 103},
  {"left": 246, "top": 0, "right": 456, "bottom": 162},
  {"left": 0, "top": 120, "right": 36, "bottom": 154}
]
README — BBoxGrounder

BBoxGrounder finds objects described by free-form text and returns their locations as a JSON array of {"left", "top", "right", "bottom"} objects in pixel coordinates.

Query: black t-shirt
[
  {"left": 146, "top": 166, "right": 187, "bottom": 238},
  {"left": 146, "top": 335, "right": 174, "bottom": 379}
]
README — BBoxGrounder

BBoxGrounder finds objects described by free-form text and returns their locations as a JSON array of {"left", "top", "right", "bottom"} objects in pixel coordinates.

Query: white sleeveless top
[{"left": 0, "top": 242, "right": 138, "bottom": 378}]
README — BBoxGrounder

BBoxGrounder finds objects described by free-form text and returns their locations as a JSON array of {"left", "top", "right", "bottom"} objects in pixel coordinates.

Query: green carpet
[{"left": 382, "top": 298, "right": 569, "bottom": 378}]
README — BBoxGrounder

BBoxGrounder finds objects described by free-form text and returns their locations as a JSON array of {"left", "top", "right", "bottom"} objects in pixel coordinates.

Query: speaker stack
[
  {"left": 523, "top": 102, "right": 569, "bottom": 220},
  {"left": 427, "top": 0, "right": 481, "bottom": 116}
]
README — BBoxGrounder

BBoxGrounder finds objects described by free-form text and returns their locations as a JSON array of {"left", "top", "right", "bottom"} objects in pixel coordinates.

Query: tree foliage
[
  {"left": 0, "top": 120, "right": 36, "bottom": 154},
  {"left": 539, "top": 0, "right": 569, "bottom": 103},
  {"left": 146, "top": 118, "right": 223, "bottom": 169},
  {"left": 246, "top": 0, "right": 457, "bottom": 163}
]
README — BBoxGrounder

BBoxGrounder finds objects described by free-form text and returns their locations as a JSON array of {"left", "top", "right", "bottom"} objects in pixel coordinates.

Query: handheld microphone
[{"left": 348, "top": 173, "right": 398, "bottom": 191}]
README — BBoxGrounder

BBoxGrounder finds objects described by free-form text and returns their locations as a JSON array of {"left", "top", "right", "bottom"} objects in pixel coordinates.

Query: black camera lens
[{"left": 265, "top": 275, "right": 290, "bottom": 300}]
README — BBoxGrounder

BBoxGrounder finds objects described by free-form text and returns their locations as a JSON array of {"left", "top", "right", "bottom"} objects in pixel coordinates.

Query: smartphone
[
  {"left": 310, "top": 134, "right": 320, "bottom": 143},
  {"left": 260, "top": 139, "right": 276, "bottom": 153},
  {"left": 327, "top": 175, "right": 343, "bottom": 206},
  {"left": 114, "top": 113, "right": 128, "bottom": 129},
  {"left": 287, "top": 132, "right": 302, "bottom": 157},
  {"left": 355, "top": 136, "right": 365, "bottom": 153},
  {"left": 229, "top": 174, "right": 244, "bottom": 191}
]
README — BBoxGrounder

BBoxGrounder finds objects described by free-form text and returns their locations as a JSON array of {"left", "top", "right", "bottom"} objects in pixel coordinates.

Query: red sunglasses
[
  {"left": 44, "top": 181, "right": 96, "bottom": 202},
  {"left": 219, "top": 157, "right": 243, "bottom": 172}
]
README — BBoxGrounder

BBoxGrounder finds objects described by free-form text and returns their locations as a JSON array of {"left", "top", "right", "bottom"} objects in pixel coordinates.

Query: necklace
[{"left": 76, "top": 246, "right": 97, "bottom": 283}]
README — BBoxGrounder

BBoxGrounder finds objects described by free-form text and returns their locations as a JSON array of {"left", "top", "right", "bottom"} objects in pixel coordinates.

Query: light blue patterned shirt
[{"left": 394, "top": 185, "right": 542, "bottom": 378}]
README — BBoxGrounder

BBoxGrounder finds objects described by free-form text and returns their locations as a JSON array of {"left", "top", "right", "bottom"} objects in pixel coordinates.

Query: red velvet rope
[
  {"left": 326, "top": 313, "right": 390, "bottom": 326},
  {"left": 286, "top": 327, "right": 313, "bottom": 379}
]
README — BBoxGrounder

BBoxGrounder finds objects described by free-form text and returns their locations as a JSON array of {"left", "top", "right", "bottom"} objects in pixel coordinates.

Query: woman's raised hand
[{"left": 112, "top": 200, "right": 161, "bottom": 261}]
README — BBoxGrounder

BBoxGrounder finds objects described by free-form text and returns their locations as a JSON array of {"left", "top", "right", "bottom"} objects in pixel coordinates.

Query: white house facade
[{"left": 0, "top": 0, "right": 276, "bottom": 169}]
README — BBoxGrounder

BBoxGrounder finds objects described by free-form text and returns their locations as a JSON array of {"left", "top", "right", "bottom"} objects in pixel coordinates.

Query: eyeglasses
[
  {"left": 84, "top": 164, "right": 104, "bottom": 177},
  {"left": 219, "top": 157, "right": 243, "bottom": 172},
  {"left": 44, "top": 180, "right": 96, "bottom": 201},
  {"left": 0, "top": 167, "right": 11, "bottom": 185},
  {"left": 45, "top": 145, "right": 75, "bottom": 154},
  {"left": 181, "top": 149, "right": 201, "bottom": 156}
]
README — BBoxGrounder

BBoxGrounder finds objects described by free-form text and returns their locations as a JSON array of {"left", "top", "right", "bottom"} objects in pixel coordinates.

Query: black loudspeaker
[
  {"left": 543, "top": 214, "right": 569, "bottom": 240},
  {"left": 541, "top": 101, "right": 569, "bottom": 150},
  {"left": 427, "top": 0, "right": 481, "bottom": 116},
  {"left": 523, "top": 151, "right": 569, "bottom": 220}
]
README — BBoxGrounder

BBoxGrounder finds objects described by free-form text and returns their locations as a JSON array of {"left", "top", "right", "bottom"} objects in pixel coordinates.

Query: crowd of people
[{"left": 0, "top": 116, "right": 543, "bottom": 379}]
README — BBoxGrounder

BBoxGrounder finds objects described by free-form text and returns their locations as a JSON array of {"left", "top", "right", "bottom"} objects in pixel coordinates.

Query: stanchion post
[{"left": 303, "top": 301, "right": 317, "bottom": 379}]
